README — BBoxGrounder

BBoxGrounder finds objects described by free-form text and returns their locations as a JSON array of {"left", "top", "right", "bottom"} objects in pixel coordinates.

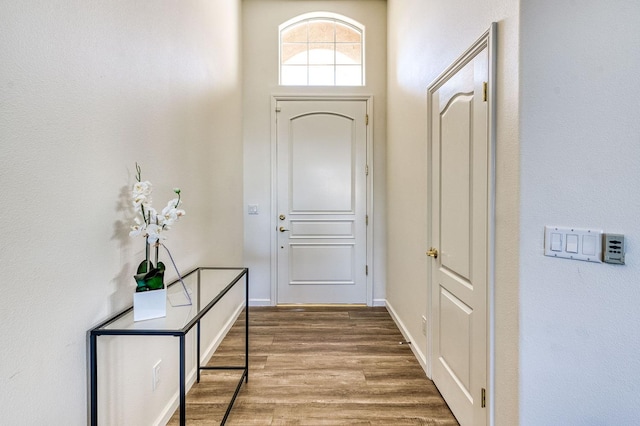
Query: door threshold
[{"left": 276, "top": 303, "right": 368, "bottom": 307}]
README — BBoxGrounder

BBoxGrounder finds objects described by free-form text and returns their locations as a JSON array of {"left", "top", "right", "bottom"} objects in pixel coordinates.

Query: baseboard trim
[
  {"left": 249, "top": 298, "right": 273, "bottom": 306},
  {"left": 385, "top": 300, "right": 430, "bottom": 378},
  {"left": 249, "top": 298, "right": 387, "bottom": 307}
]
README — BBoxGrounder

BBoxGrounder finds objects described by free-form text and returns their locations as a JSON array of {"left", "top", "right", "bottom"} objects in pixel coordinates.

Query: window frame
[{"left": 278, "top": 12, "right": 366, "bottom": 87}]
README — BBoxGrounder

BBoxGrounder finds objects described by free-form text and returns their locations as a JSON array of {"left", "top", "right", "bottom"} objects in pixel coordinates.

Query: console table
[{"left": 89, "top": 267, "right": 249, "bottom": 426}]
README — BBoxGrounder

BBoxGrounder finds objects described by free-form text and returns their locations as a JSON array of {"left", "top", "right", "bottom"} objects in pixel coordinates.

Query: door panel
[
  {"left": 439, "top": 287, "right": 472, "bottom": 393},
  {"left": 276, "top": 99, "right": 367, "bottom": 304},
  {"left": 290, "top": 244, "right": 354, "bottom": 283},
  {"left": 429, "top": 32, "right": 492, "bottom": 426},
  {"left": 290, "top": 220, "right": 355, "bottom": 238},
  {"left": 440, "top": 94, "right": 473, "bottom": 281},
  {"left": 290, "top": 114, "right": 354, "bottom": 212}
]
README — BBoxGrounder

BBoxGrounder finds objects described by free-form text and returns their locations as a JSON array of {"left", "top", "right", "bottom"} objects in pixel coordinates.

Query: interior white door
[
  {"left": 428, "top": 32, "right": 492, "bottom": 426},
  {"left": 276, "top": 99, "right": 368, "bottom": 304}
]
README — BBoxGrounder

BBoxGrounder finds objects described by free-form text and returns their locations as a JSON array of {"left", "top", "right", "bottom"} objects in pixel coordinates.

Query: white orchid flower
[
  {"left": 129, "top": 222, "right": 146, "bottom": 237},
  {"left": 132, "top": 194, "right": 149, "bottom": 208},
  {"left": 162, "top": 204, "right": 177, "bottom": 219},
  {"left": 162, "top": 213, "right": 177, "bottom": 228},
  {"left": 129, "top": 165, "right": 184, "bottom": 244},
  {"left": 145, "top": 224, "right": 166, "bottom": 244},
  {"left": 132, "top": 180, "right": 152, "bottom": 196},
  {"left": 161, "top": 199, "right": 185, "bottom": 226}
]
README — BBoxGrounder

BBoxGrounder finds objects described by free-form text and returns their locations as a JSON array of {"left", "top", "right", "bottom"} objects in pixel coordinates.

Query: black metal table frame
[{"left": 89, "top": 266, "right": 249, "bottom": 426}]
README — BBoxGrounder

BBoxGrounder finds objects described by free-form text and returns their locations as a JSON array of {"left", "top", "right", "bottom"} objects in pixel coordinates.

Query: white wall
[
  {"left": 519, "top": 1, "right": 640, "bottom": 424},
  {"left": 0, "top": 1, "right": 243, "bottom": 424},
  {"left": 386, "top": 0, "right": 520, "bottom": 424},
  {"left": 242, "top": 0, "right": 387, "bottom": 305}
]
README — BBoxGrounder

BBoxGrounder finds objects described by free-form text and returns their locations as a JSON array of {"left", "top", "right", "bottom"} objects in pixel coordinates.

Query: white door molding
[
  {"left": 270, "top": 94, "right": 374, "bottom": 306},
  {"left": 426, "top": 23, "right": 497, "bottom": 425}
]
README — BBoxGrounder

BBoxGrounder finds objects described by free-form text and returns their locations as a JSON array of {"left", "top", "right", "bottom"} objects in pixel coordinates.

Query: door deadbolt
[
  {"left": 426, "top": 248, "right": 438, "bottom": 258},
  {"left": 279, "top": 214, "right": 286, "bottom": 220}
]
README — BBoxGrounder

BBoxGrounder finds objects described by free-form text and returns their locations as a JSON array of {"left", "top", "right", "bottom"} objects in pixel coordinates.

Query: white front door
[
  {"left": 275, "top": 99, "right": 368, "bottom": 304},
  {"left": 428, "top": 28, "right": 494, "bottom": 426}
]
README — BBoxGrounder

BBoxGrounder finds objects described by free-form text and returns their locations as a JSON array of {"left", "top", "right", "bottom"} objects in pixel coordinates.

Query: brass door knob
[
  {"left": 279, "top": 227, "right": 290, "bottom": 232},
  {"left": 426, "top": 248, "right": 438, "bottom": 258}
]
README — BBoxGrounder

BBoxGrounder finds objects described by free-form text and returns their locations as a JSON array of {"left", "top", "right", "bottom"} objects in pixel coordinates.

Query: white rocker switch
[
  {"left": 550, "top": 233, "right": 562, "bottom": 252},
  {"left": 582, "top": 234, "right": 597, "bottom": 256},
  {"left": 566, "top": 234, "right": 579, "bottom": 253}
]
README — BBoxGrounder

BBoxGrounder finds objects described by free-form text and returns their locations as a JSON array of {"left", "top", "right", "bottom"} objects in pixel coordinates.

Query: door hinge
[
  {"left": 483, "top": 82, "right": 488, "bottom": 102},
  {"left": 365, "top": 114, "right": 369, "bottom": 125},
  {"left": 366, "top": 215, "right": 369, "bottom": 226},
  {"left": 481, "top": 388, "right": 486, "bottom": 408},
  {"left": 365, "top": 265, "right": 369, "bottom": 275},
  {"left": 365, "top": 164, "right": 369, "bottom": 176}
]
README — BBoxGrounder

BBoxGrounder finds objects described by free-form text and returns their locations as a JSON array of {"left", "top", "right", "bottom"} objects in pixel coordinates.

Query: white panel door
[
  {"left": 276, "top": 99, "right": 367, "bottom": 304},
  {"left": 428, "top": 30, "right": 493, "bottom": 426}
]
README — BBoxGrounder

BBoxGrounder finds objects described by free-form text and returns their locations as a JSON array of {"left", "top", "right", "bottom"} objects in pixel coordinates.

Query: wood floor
[{"left": 168, "top": 306, "right": 458, "bottom": 425}]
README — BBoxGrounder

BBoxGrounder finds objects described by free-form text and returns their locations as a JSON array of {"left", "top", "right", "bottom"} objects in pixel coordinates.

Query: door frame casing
[
  {"left": 426, "top": 23, "right": 497, "bottom": 424},
  {"left": 270, "top": 94, "right": 375, "bottom": 306}
]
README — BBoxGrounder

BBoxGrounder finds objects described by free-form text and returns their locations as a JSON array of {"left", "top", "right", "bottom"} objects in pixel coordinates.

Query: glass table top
[{"left": 93, "top": 267, "right": 246, "bottom": 334}]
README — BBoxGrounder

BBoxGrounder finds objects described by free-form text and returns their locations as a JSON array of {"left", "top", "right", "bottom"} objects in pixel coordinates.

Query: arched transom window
[{"left": 279, "top": 13, "right": 364, "bottom": 86}]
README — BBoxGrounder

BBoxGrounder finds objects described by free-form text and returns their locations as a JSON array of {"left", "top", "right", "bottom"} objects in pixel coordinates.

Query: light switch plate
[{"left": 544, "top": 226, "right": 603, "bottom": 263}]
